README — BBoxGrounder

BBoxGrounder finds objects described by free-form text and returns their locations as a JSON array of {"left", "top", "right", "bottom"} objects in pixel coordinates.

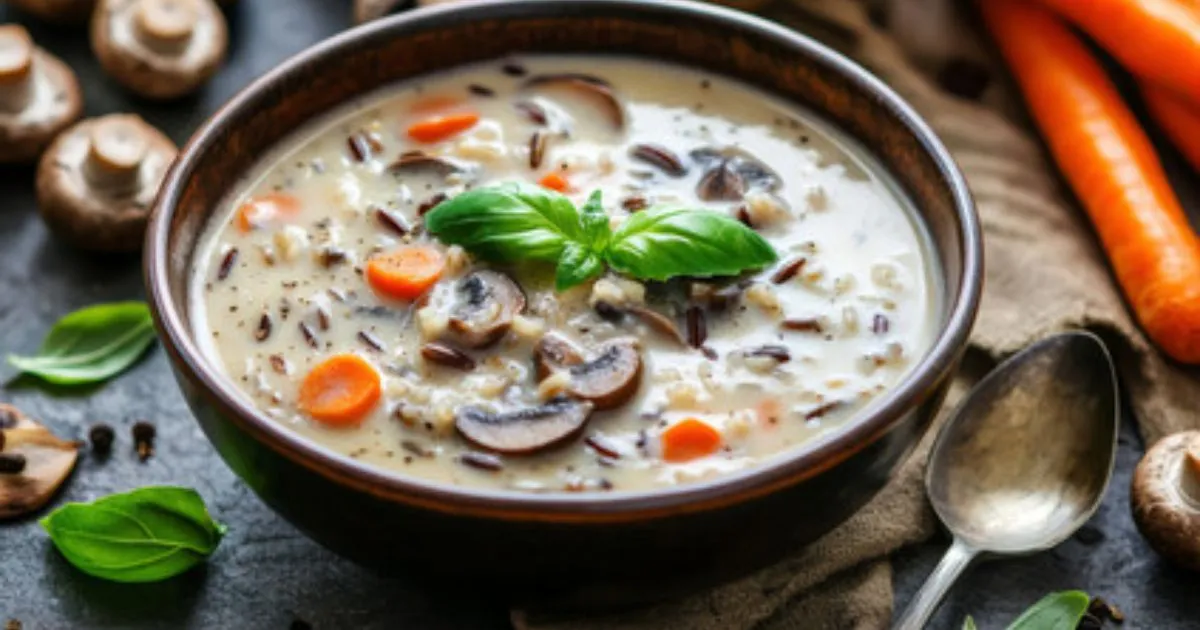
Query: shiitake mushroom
[
  {"left": 91, "top": 0, "right": 228, "bottom": 100},
  {"left": 36, "top": 113, "right": 178, "bottom": 252},
  {"left": 0, "top": 25, "right": 83, "bottom": 164},
  {"left": 446, "top": 270, "right": 527, "bottom": 349},
  {"left": 0, "top": 404, "right": 81, "bottom": 520},
  {"left": 534, "top": 336, "right": 643, "bottom": 410},
  {"left": 455, "top": 397, "right": 593, "bottom": 455}
]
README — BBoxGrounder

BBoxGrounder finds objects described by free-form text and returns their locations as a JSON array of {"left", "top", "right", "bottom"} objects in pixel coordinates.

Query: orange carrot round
[
  {"left": 661, "top": 418, "right": 722, "bottom": 463},
  {"left": 538, "top": 171, "right": 569, "bottom": 192},
  {"left": 1142, "top": 82, "right": 1200, "bottom": 173},
  {"left": 299, "top": 354, "right": 381, "bottom": 427},
  {"left": 365, "top": 245, "right": 446, "bottom": 300},
  {"left": 1032, "top": 0, "right": 1200, "bottom": 106},
  {"left": 236, "top": 192, "right": 300, "bottom": 233},
  {"left": 407, "top": 112, "right": 479, "bottom": 143},
  {"left": 981, "top": 0, "right": 1200, "bottom": 363}
]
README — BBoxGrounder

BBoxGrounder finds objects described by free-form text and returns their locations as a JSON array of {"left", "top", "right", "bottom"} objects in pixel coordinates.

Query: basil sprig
[
  {"left": 41, "top": 486, "right": 226, "bottom": 583},
  {"left": 7, "top": 301, "right": 157, "bottom": 385},
  {"left": 425, "top": 183, "right": 777, "bottom": 290},
  {"left": 964, "top": 590, "right": 1092, "bottom": 630}
]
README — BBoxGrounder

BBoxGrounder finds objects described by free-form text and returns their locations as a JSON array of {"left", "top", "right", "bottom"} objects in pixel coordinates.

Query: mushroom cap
[
  {"left": 6, "top": 0, "right": 98, "bottom": 24},
  {"left": 91, "top": 0, "right": 228, "bottom": 99},
  {"left": 0, "top": 25, "right": 84, "bottom": 164},
  {"left": 1131, "top": 430, "right": 1200, "bottom": 572},
  {"left": 0, "top": 404, "right": 80, "bottom": 521},
  {"left": 36, "top": 113, "right": 178, "bottom": 252}
]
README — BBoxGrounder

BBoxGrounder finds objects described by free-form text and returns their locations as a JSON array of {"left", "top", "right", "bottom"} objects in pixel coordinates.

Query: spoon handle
[{"left": 893, "top": 538, "right": 978, "bottom": 630}]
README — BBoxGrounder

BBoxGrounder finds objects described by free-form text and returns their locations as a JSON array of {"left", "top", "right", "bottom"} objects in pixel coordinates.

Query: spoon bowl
[{"left": 895, "top": 332, "right": 1119, "bottom": 629}]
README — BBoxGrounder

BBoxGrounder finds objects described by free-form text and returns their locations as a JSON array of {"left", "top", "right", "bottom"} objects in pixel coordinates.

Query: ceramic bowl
[{"left": 145, "top": 0, "right": 981, "bottom": 606}]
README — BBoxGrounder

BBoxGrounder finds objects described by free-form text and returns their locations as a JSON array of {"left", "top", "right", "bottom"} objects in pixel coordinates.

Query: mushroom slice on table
[
  {"left": 91, "top": 0, "right": 228, "bottom": 99},
  {"left": 455, "top": 397, "right": 593, "bottom": 455},
  {"left": 535, "top": 336, "right": 643, "bottom": 410},
  {"left": 0, "top": 404, "right": 81, "bottom": 521},
  {"left": 446, "top": 270, "right": 527, "bottom": 349},
  {"left": 5, "top": 0, "right": 97, "bottom": 24},
  {"left": 1132, "top": 430, "right": 1200, "bottom": 572},
  {"left": 36, "top": 114, "right": 178, "bottom": 252},
  {"left": 0, "top": 25, "right": 83, "bottom": 164}
]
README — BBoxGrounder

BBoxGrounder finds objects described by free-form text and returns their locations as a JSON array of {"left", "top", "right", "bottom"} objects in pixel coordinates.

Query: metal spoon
[{"left": 894, "top": 331, "right": 1119, "bottom": 630}]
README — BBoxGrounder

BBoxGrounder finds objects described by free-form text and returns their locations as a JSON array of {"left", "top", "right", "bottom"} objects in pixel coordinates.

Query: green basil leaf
[
  {"left": 7, "top": 301, "right": 157, "bottom": 385},
  {"left": 964, "top": 616, "right": 978, "bottom": 630},
  {"left": 556, "top": 242, "right": 605, "bottom": 291},
  {"left": 605, "top": 207, "right": 777, "bottom": 281},
  {"left": 40, "top": 486, "right": 226, "bottom": 583},
  {"left": 1006, "top": 591, "right": 1091, "bottom": 630},
  {"left": 579, "top": 189, "right": 612, "bottom": 250},
  {"left": 425, "top": 182, "right": 581, "bottom": 262}
]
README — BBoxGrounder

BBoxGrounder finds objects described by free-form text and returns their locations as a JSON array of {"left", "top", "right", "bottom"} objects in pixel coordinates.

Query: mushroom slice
[
  {"left": 691, "top": 146, "right": 782, "bottom": 201},
  {"left": 1132, "top": 430, "right": 1200, "bottom": 571},
  {"left": 455, "top": 397, "right": 594, "bottom": 455},
  {"left": 91, "top": 0, "right": 228, "bottom": 100},
  {"left": 522, "top": 73, "right": 625, "bottom": 130},
  {"left": 446, "top": 270, "right": 527, "bottom": 349},
  {"left": 388, "top": 150, "right": 472, "bottom": 178},
  {"left": 629, "top": 144, "right": 687, "bottom": 177},
  {"left": 0, "top": 404, "right": 81, "bottom": 520},
  {"left": 36, "top": 114, "right": 178, "bottom": 253},
  {"left": 0, "top": 25, "right": 83, "bottom": 164},
  {"left": 533, "top": 332, "right": 585, "bottom": 381},
  {"left": 566, "top": 338, "right": 643, "bottom": 410}
]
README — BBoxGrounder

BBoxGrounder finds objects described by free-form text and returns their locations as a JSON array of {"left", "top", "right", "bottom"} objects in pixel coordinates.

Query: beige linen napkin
[{"left": 518, "top": 1, "right": 1200, "bottom": 628}]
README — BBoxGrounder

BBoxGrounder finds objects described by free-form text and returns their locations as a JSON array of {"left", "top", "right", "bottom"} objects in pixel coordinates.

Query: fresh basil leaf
[
  {"left": 425, "top": 182, "right": 581, "bottom": 262},
  {"left": 579, "top": 189, "right": 612, "bottom": 250},
  {"left": 605, "top": 207, "right": 777, "bottom": 281},
  {"left": 964, "top": 616, "right": 978, "bottom": 630},
  {"left": 7, "top": 301, "right": 157, "bottom": 385},
  {"left": 1006, "top": 591, "right": 1091, "bottom": 630},
  {"left": 556, "top": 242, "right": 605, "bottom": 291},
  {"left": 40, "top": 486, "right": 226, "bottom": 583}
]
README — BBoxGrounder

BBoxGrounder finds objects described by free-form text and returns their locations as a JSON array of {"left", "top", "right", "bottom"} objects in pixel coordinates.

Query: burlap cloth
[{"left": 514, "top": 0, "right": 1200, "bottom": 628}]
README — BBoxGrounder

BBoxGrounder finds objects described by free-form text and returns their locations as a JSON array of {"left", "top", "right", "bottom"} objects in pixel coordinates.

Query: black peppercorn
[
  {"left": 89, "top": 423, "right": 115, "bottom": 456},
  {"left": 132, "top": 421, "right": 156, "bottom": 462},
  {"left": 0, "top": 453, "right": 27, "bottom": 474}
]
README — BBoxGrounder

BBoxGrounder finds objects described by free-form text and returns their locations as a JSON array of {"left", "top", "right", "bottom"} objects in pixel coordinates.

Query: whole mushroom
[
  {"left": 0, "top": 25, "right": 83, "bottom": 164},
  {"left": 36, "top": 113, "right": 178, "bottom": 252},
  {"left": 1131, "top": 430, "right": 1200, "bottom": 571},
  {"left": 6, "top": 0, "right": 97, "bottom": 24},
  {"left": 91, "top": 0, "right": 228, "bottom": 99},
  {"left": 0, "top": 404, "right": 80, "bottom": 521}
]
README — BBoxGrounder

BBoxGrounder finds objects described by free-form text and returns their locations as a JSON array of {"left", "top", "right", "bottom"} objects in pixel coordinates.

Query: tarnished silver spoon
[{"left": 894, "top": 332, "right": 1119, "bottom": 630}]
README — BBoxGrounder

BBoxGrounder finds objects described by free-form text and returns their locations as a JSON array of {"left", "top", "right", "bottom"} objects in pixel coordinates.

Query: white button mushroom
[
  {"left": 0, "top": 25, "right": 83, "bottom": 164},
  {"left": 1131, "top": 431, "right": 1200, "bottom": 572},
  {"left": 5, "top": 0, "right": 97, "bottom": 25},
  {"left": 91, "top": 0, "right": 228, "bottom": 99},
  {"left": 36, "top": 113, "right": 178, "bottom": 252}
]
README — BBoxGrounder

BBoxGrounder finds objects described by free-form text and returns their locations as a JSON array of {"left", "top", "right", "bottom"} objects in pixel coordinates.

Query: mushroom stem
[
  {"left": 133, "top": 0, "right": 198, "bottom": 54},
  {"left": 84, "top": 115, "right": 149, "bottom": 193},
  {"left": 0, "top": 25, "right": 34, "bottom": 113},
  {"left": 1181, "top": 444, "right": 1200, "bottom": 509}
]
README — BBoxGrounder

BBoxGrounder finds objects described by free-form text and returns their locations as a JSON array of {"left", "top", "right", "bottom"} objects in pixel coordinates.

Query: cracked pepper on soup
[{"left": 191, "top": 56, "right": 937, "bottom": 493}]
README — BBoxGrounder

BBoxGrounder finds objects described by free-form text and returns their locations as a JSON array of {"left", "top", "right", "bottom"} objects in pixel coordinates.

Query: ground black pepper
[
  {"left": 89, "top": 423, "right": 115, "bottom": 456},
  {"left": 132, "top": 421, "right": 156, "bottom": 462}
]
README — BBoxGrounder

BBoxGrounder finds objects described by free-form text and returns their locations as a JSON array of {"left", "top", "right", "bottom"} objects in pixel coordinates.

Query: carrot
[
  {"left": 406, "top": 112, "right": 479, "bottom": 143},
  {"left": 1142, "top": 82, "right": 1200, "bottom": 173},
  {"left": 981, "top": 0, "right": 1200, "bottom": 363},
  {"left": 298, "top": 354, "right": 381, "bottom": 426},
  {"left": 365, "top": 245, "right": 446, "bottom": 300},
  {"left": 235, "top": 192, "right": 300, "bottom": 233},
  {"left": 538, "top": 171, "right": 570, "bottom": 192},
  {"left": 1031, "top": 0, "right": 1200, "bottom": 105},
  {"left": 661, "top": 418, "right": 722, "bottom": 463}
]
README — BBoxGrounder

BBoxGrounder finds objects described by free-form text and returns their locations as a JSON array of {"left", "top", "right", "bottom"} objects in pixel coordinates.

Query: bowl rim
[{"left": 145, "top": 0, "right": 982, "bottom": 521}]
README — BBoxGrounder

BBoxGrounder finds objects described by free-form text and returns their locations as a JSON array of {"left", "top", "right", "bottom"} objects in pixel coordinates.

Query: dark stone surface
[{"left": 0, "top": 1, "right": 1194, "bottom": 628}]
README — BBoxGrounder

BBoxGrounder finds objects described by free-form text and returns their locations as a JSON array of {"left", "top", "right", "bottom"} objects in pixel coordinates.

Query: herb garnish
[
  {"left": 964, "top": 590, "right": 1093, "bottom": 630},
  {"left": 425, "top": 183, "right": 777, "bottom": 290},
  {"left": 41, "top": 486, "right": 226, "bottom": 583},
  {"left": 7, "top": 302, "right": 156, "bottom": 385}
]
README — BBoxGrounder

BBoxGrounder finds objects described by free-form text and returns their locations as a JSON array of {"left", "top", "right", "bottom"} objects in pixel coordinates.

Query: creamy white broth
[{"left": 190, "top": 56, "right": 937, "bottom": 492}]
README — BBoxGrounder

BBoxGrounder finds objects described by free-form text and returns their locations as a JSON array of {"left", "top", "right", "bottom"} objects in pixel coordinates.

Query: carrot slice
[
  {"left": 407, "top": 112, "right": 480, "bottom": 143},
  {"left": 661, "top": 418, "right": 722, "bottom": 463},
  {"left": 236, "top": 192, "right": 300, "bottom": 233},
  {"left": 298, "top": 354, "right": 381, "bottom": 427},
  {"left": 365, "top": 245, "right": 446, "bottom": 300},
  {"left": 1142, "top": 82, "right": 1200, "bottom": 173},
  {"left": 538, "top": 171, "right": 569, "bottom": 192},
  {"left": 981, "top": 0, "right": 1200, "bottom": 363}
]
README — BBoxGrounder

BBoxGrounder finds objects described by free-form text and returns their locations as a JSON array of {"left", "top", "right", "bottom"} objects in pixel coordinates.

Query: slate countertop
[{"left": 0, "top": 1, "right": 1194, "bottom": 628}]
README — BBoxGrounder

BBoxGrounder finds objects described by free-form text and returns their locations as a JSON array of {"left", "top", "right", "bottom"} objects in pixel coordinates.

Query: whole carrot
[
  {"left": 1031, "top": 0, "right": 1200, "bottom": 106},
  {"left": 980, "top": 0, "right": 1200, "bottom": 363},
  {"left": 1142, "top": 82, "right": 1200, "bottom": 173}
]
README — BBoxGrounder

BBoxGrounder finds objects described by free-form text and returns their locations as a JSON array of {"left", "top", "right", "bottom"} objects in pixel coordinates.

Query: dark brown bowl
[{"left": 145, "top": 0, "right": 981, "bottom": 607}]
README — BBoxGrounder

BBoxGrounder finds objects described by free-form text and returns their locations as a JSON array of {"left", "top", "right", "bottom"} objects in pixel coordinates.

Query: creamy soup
[{"left": 191, "top": 56, "right": 936, "bottom": 493}]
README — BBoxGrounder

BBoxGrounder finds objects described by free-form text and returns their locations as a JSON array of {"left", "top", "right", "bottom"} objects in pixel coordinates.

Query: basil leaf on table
[
  {"left": 1005, "top": 591, "right": 1091, "bottom": 630},
  {"left": 606, "top": 206, "right": 778, "bottom": 281},
  {"left": 7, "top": 301, "right": 157, "bottom": 385},
  {"left": 40, "top": 486, "right": 226, "bottom": 583},
  {"left": 425, "top": 182, "right": 581, "bottom": 262}
]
